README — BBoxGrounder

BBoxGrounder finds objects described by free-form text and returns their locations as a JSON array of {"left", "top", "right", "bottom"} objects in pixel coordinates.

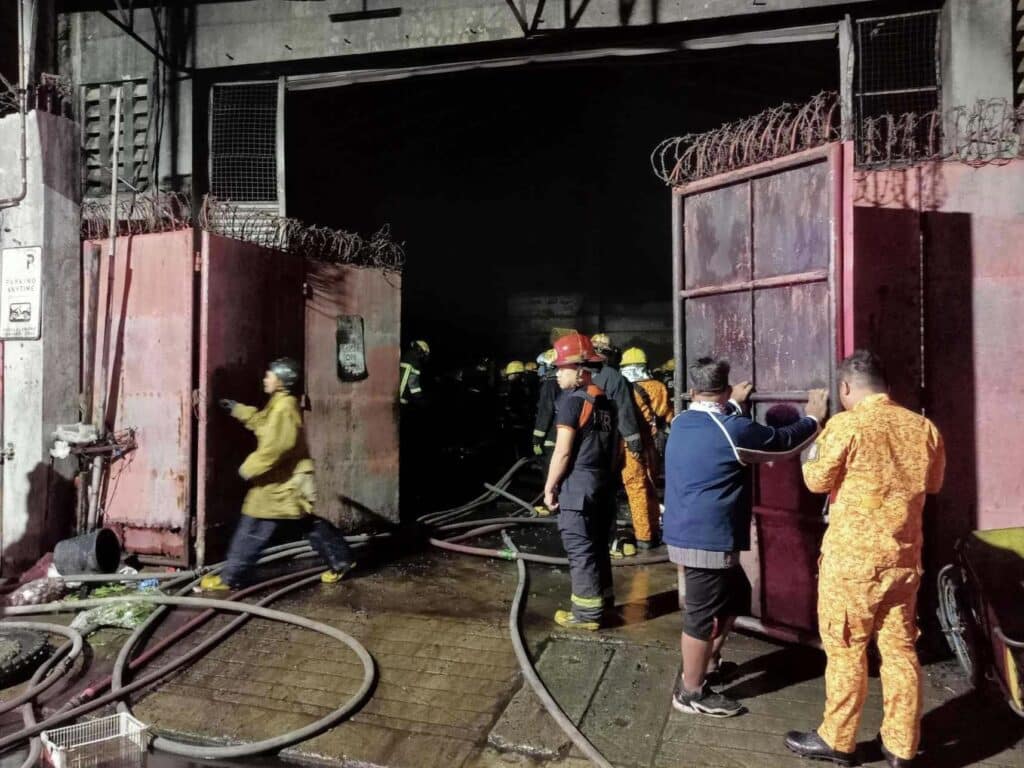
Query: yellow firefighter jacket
[
  {"left": 231, "top": 392, "right": 316, "bottom": 520},
  {"left": 803, "top": 393, "right": 945, "bottom": 570}
]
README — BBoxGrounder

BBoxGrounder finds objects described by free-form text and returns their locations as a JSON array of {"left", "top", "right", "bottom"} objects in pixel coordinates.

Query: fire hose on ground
[{"left": 0, "top": 461, "right": 664, "bottom": 766}]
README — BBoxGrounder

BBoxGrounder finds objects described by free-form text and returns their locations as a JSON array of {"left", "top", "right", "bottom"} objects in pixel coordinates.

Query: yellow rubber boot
[
  {"left": 321, "top": 562, "right": 356, "bottom": 584},
  {"left": 198, "top": 574, "right": 231, "bottom": 592},
  {"left": 554, "top": 609, "right": 600, "bottom": 631}
]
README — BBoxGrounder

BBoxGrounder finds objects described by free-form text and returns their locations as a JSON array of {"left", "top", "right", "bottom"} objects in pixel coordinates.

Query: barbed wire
[
  {"left": 199, "top": 196, "right": 405, "bottom": 273},
  {"left": 81, "top": 193, "right": 404, "bottom": 273},
  {"left": 652, "top": 93, "right": 1024, "bottom": 185},
  {"left": 81, "top": 191, "right": 192, "bottom": 239},
  {"left": 651, "top": 92, "right": 840, "bottom": 186}
]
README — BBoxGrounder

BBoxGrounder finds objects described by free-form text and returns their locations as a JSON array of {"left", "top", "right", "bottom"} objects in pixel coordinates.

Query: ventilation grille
[{"left": 82, "top": 80, "right": 151, "bottom": 199}]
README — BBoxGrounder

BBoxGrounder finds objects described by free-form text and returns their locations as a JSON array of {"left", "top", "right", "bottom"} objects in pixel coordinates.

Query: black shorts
[{"left": 682, "top": 565, "right": 752, "bottom": 641}]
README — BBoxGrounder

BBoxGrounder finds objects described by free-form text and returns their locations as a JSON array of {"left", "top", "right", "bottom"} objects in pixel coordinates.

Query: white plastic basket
[{"left": 40, "top": 713, "right": 150, "bottom": 768}]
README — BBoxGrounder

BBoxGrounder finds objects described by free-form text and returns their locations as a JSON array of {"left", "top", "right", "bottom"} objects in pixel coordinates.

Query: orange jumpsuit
[
  {"left": 622, "top": 378, "right": 673, "bottom": 543},
  {"left": 803, "top": 394, "right": 945, "bottom": 760}
]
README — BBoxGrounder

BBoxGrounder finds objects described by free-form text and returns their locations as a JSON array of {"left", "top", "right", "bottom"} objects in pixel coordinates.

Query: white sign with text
[{"left": 1, "top": 246, "right": 42, "bottom": 340}]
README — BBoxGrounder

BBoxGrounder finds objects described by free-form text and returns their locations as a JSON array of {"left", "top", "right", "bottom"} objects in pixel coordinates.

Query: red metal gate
[
  {"left": 86, "top": 231, "right": 196, "bottom": 562},
  {"left": 195, "top": 232, "right": 305, "bottom": 565},
  {"left": 672, "top": 144, "right": 844, "bottom": 635}
]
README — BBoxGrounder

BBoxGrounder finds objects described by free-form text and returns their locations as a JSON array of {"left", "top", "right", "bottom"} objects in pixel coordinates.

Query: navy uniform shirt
[{"left": 555, "top": 384, "right": 619, "bottom": 510}]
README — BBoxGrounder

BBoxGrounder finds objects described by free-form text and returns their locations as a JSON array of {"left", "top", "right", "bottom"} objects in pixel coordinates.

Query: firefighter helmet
[
  {"left": 553, "top": 333, "right": 603, "bottom": 367},
  {"left": 590, "top": 333, "right": 614, "bottom": 354},
  {"left": 269, "top": 357, "right": 301, "bottom": 393},
  {"left": 504, "top": 360, "right": 526, "bottom": 376},
  {"left": 621, "top": 347, "right": 647, "bottom": 367},
  {"left": 524, "top": 361, "right": 538, "bottom": 372},
  {"left": 413, "top": 340, "right": 431, "bottom": 356},
  {"left": 663, "top": 358, "right": 676, "bottom": 372}
]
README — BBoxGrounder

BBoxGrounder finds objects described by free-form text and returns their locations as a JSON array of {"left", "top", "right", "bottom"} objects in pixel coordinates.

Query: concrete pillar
[
  {"left": 0, "top": 110, "right": 81, "bottom": 576},
  {"left": 941, "top": 0, "right": 1015, "bottom": 109}
]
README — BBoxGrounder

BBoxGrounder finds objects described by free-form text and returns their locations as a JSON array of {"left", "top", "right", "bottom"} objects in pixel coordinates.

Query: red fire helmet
[{"left": 552, "top": 333, "right": 604, "bottom": 367}]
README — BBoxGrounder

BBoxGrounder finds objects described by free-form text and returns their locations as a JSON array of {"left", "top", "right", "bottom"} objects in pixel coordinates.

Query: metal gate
[
  {"left": 672, "top": 144, "right": 844, "bottom": 634},
  {"left": 85, "top": 230, "right": 196, "bottom": 562},
  {"left": 195, "top": 232, "right": 305, "bottom": 565}
]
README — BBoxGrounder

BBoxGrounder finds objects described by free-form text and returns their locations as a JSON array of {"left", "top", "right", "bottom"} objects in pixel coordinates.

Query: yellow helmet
[
  {"left": 590, "top": 333, "right": 613, "bottom": 353},
  {"left": 504, "top": 360, "right": 525, "bottom": 376},
  {"left": 663, "top": 358, "right": 676, "bottom": 372},
  {"left": 541, "top": 348, "right": 556, "bottom": 365},
  {"left": 414, "top": 340, "right": 430, "bottom": 355},
  {"left": 524, "top": 361, "right": 538, "bottom": 372},
  {"left": 621, "top": 347, "right": 647, "bottom": 367}
]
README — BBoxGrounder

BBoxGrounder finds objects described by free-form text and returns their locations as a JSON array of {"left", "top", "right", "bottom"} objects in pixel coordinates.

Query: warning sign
[{"left": 1, "top": 246, "right": 42, "bottom": 340}]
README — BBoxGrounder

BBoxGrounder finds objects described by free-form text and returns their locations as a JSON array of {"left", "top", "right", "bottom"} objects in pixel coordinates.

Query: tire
[
  {"left": 937, "top": 564, "right": 978, "bottom": 683},
  {"left": 0, "top": 628, "right": 51, "bottom": 688}
]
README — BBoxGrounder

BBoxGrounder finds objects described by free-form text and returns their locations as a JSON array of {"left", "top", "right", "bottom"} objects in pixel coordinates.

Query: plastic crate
[{"left": 40, "top": 713, "right": 149, "bottom": 768}]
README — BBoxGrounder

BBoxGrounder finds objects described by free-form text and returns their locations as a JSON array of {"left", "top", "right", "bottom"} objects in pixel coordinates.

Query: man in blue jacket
[{"left": 665, "top": 356, "right": 826, "bottom": 717}]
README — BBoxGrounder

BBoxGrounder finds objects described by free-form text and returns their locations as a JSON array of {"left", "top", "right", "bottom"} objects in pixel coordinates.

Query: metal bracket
[{"left": 0, "top": 443, "right": 14, "bottom": 464}]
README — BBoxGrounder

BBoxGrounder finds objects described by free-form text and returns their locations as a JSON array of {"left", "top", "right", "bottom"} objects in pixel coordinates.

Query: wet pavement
[{"left": 2, "top": 497, "right": 1023, "bottom": 767}]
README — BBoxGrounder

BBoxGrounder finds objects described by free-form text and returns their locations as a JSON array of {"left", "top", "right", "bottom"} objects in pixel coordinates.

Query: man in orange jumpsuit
[
  {"left": 785, "top": 350, "right": 945, "bottom": 768},
  {"left": 619, "top": 347, "right": 673, "bottom": 548}
]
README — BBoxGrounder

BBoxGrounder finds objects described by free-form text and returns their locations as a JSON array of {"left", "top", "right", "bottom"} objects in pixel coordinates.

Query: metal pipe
[{"left": 679, "top": 269, "right": 829, "bottom": 300}]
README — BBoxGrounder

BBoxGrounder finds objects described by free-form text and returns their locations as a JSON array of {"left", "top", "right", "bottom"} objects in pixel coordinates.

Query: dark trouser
[
  {"left": 557, "top": 499, "right": 614, "bottom": 622},
  {"left": 223, "top": 515, "right": 355, "bottom": 587}
]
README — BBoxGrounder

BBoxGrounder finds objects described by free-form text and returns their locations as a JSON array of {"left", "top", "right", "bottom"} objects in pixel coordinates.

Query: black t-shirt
[{"left": 555, "top": 384, "right": 617, "bottom": 477}]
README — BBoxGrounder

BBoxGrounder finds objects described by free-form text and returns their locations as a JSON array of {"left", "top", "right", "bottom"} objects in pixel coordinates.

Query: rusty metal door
[
  {"left": 672, "top": 144, "right": 843, "bottom": 634},
  {"left": 86, "top": 231, "right": 196, "bottom": 563},
  {"left": 195, "top": 232, "right": 305, "bottom": 565}
]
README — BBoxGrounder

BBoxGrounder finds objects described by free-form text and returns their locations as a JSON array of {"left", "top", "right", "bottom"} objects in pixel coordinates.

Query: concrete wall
[
  {"left": 941, "top": 0, "right": 1015, "bottom": 109},
  {"left": 0, "top": 111, "right": 81, "bottom": 576},
  {"left": 853, "top": 159, "right": 1024, "bottom": 568}
]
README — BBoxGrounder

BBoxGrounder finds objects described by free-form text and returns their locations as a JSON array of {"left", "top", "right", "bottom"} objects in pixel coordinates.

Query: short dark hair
[
  {"left": 838, "top": 349, "right": 887, "bottom": 389},
  {"left": 689, "top": 357, "right": 730, "bottom": 393}
]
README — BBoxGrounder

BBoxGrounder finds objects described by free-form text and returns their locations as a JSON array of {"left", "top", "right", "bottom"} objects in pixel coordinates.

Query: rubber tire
[
  {"left": 936, "top": 564, "right": 978, "bottom": 684},
  {"left": 0, "top": 629, "right": 51, "bottom": 689}
]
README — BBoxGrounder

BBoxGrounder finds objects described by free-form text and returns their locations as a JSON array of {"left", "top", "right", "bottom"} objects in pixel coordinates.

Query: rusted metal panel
[
  {"left": 684, "top": 293, "right": 753, "bottom": 382},
  {"left": 752, "top": 161, "right": 831, "bottom": 278},
  {"left": 84, "top": 231, "right": 195, "bottom": 561},
  {"left": 196, "top": 232, "right": 305, "bottom": 566},
  {"left": 304, "top": 261, "right": 401, "bottom": 528},
  {"left": 683, "top": 183, "right": 750, "bottom": 290},
  {"left": 753, "top": 283, "right": 830, "bottom": 394}
]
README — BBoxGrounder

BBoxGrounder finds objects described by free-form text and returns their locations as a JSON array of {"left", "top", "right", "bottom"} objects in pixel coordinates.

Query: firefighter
[
  {"left": 785, "top": 351, "right": 945, "bottom": 768},
  {"left": 531, "top": 349, "right": 561, "bottom": 516},
  {"left": 398, "top": 340, "right": 430, "bottom": 405},
  {"left": 619, "top": 347, "right": 673, "bottom": 548},
  {"left": 523, "top": 360, "right": 540, "bottom": 403},
  {"left": 200, "top": 358, "right": 356, "bottom": 592},
  {"left": 497, "top": 360, "right": 532, "bottom": 460},
  {"left": 544, "top": 333, "right": 618, "bottom": 631},
  {"left": 590, "top": 333, "right": 645, "bottom": 558}
]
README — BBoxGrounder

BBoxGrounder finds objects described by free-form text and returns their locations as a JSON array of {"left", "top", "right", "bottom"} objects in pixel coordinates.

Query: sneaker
[
  {"left": 197, "top": 574, "right": 231, "bottom": 593},
  {"left": 609, "top": 538, "right": 637, "bottom": 559},
  {"left": 671, "top": 676, "right": 743, "bottom": 718},
  {"left": 554, "top": 609, "right": 600, "bottom": 631},
  {"left": 321, "top": 561, "right": 356, "bottom": 584}
]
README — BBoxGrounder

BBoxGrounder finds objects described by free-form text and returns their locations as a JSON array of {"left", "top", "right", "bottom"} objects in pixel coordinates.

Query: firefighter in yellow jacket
[
  {"left": 619, "top": 347, "right": 673, "bottom": 548},
  {"left": 785, "top": 351, "right": 945, "bottom": 768},
  {"left": 199, "top": 358, "right": 356, "bottom": 591}
]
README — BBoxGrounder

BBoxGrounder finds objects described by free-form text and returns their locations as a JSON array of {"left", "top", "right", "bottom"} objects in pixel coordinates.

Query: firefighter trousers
[
  {"left": 817, "top": 557, "right": 922, "bottom": 760},
  {"left": 224, "top": 515, "right": 355, "bottom": 587},
  {"left": 621, "top": 448, "right": 659, "bottom": 543},
  {"left": 557, "top": 501, "right": 614, "bottom": 621}
]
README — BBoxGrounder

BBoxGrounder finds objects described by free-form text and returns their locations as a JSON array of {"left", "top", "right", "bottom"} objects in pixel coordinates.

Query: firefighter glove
[{"left": 532, "top": 440, "right": 544, "bottom": 457}]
